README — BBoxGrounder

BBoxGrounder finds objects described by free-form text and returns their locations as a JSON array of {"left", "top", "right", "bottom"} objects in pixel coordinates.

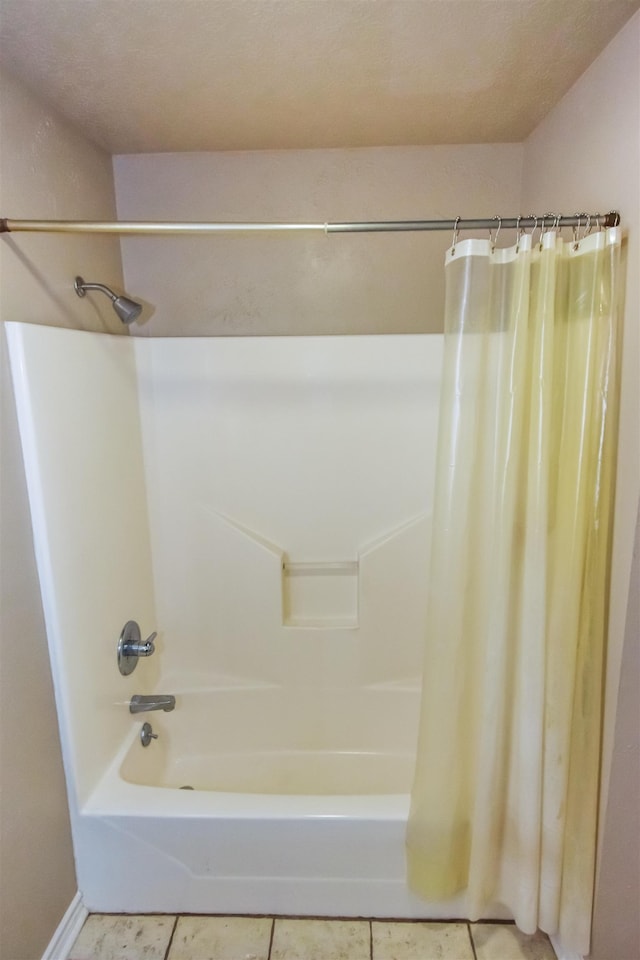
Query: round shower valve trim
[{"left": 117, "top": 620, "right": 157, "bottom": 675}]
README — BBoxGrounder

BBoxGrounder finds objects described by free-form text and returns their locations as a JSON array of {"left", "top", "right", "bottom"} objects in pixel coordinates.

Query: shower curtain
[{"left": 406, "top": 226, "right": 622, "bottom": 955}]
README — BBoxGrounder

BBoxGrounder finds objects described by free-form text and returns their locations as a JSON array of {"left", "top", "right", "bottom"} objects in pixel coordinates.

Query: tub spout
[{"left": 129, "top": 694, "right": 176, "bottom": 714}]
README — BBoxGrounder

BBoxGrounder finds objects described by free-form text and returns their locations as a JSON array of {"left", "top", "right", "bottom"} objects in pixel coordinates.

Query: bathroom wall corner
[
  {"left": 521, "top": 12, "right": 640, "bottom": 957},
  {"left": 0, "top": 67, "right": 125, "bottom": 960}
]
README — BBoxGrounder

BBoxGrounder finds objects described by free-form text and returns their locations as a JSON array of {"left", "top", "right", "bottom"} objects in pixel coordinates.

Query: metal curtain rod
[{"left": 0, "top": 212, "right": 620, "bottom": 236}]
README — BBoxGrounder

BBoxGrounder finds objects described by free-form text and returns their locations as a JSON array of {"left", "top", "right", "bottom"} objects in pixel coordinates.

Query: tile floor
[{"left": 68, "top": 914, "right": 558, "bottom": 960}]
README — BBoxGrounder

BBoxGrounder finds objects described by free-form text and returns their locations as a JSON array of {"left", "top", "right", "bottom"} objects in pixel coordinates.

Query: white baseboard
[
  {"left": 550, "top": 932, "right": 584, "bottom": 960},
  {"left": 41, "top": 891, "right": 88, "bottom": 960}
]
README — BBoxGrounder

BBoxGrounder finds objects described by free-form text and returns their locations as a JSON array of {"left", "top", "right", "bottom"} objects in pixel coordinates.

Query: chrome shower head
[
  {"left": 74, "top": 276, "right": 142, "bottom": 325},
  {"left": 112, "top": 294, "right": 143, "bottom": 325}
]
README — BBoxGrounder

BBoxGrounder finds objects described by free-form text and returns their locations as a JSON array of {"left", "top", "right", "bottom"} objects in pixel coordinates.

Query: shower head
[{"left": 74, "top": 276, "right": 142, "bottom": 325}]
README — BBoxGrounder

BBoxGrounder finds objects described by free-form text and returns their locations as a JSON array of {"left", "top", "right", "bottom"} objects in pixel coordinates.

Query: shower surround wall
[
  {"left": 8, "top": 321, "right": 454, "bottom": 915},
  {"left": 6, "top": 325, "right": 158, "bottom": 808},
  {"left": 135, "top": 335, "right": 440, "bottom": 690}
]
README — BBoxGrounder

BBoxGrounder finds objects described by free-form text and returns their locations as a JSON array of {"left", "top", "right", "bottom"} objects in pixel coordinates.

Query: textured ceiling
[{"left": 0, "top": 0, "right": 638, "bottom": 153}]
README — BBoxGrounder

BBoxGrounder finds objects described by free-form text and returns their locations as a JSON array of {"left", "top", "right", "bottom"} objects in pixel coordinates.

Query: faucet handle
[
  {"left": 117, "top": 622, "right": 158, "bottom": 676},
  {"left": 136, "top": 631, "right": 157, "bottom": 656}
]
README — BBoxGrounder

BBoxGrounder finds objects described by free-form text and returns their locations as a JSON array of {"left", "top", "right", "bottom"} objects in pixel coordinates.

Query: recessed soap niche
[
  {"left": 210, "top": 507, "right": 435, "bottom": 637},
  {"left": 282, "top": 560, "right": 359, "bottom": 629}
]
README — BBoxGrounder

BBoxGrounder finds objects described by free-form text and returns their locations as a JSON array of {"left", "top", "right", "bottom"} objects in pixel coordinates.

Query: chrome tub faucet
[{"left": 129, "top": 694, "right": 176, "bottom": 714}]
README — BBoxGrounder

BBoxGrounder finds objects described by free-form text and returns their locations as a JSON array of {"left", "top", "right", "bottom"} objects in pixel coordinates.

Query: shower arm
[
  {"left": 0, "top": 212, "right": 620, "bottom": 236},
  {"left": 74, "top": 279, "right": 119, "bottom": 301}
]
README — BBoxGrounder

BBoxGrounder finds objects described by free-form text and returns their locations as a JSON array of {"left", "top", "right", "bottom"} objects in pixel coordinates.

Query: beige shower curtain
[{"left": 406, "top": 226, "right": 622, "bottom": 955}]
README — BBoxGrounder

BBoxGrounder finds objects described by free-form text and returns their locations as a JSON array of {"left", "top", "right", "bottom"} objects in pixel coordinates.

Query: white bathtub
[
  {"left": 75, "top": 681, "right": 474, "bottom": 917},
  {"left": 120, "top": 685, "right": 418, "bottom": 795}
]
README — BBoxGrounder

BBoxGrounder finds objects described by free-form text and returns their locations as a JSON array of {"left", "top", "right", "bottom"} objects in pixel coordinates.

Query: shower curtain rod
[{"left": 0, "top": 212, "right": 620, "bottom": 236}]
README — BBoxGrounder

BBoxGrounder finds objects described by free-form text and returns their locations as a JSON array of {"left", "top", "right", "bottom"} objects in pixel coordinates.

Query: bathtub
[
  {"left": 75, "top": 680, "right": 471, "bottom": 917},
  {"left": 120, "top": 684, "right": 418, "bottom": 795}
]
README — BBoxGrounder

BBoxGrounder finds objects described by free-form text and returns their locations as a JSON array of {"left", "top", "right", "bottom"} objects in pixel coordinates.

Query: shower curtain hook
[
  {"left": 579, "top": 212, "right": 590, "bottom": 240},
  {"left": 549, "top": 214, "right": 556, "bottom": 238},
  {"left": 540, "top": 213, "right": 554, "bottom": 249},
  {"left": 490, "top": 215, "right": 501, "bottom": 251},
  {"left": 573, "top": 213, "right": 581, "bottom": 250},
  {"left": 539, "top": 214, "right": 546, "bottom": 248},
  {"left": 585, "top": 213, "right": 593, "bottom": 236},
  {"left": 515, "top": 215, "right": 522, "bottom": 253},
  {"left": 529, "top": 215, "right": 538, "bottom": 246},
  {"left": 451, "top": 216, "right": 461, "bottom": 254}
]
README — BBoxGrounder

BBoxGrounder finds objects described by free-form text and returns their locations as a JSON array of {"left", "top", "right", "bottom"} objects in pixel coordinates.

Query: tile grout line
[
  {"left": 466, "top": 921, "right": 478, "bottom": 960},
  {"left": 369, "top": 919, "right": 373, "bottom": 960},
  {"left": 163, "top": 915, "right": 179, "bottom": 960},
  {"left": 267, "top": 916, "right": 275, "bottom": 960}
]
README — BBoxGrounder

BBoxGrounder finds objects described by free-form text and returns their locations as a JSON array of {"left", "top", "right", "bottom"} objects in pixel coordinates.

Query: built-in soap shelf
[{"left": 282, "top": 559, "right": 359, "bottom": 628}]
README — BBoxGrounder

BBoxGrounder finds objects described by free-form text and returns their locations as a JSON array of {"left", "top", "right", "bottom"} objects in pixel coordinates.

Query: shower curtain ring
[
  {"left": 528, "top": 215, "right": 538, "bottom": 245},
  {"left": 451, "top": 216, "right": 461, "bottom": 254}
]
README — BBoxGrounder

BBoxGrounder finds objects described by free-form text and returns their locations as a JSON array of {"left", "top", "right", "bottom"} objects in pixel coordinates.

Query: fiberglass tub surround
[{"left": 8, "top": 322, "right": 484, "bottom": 916}]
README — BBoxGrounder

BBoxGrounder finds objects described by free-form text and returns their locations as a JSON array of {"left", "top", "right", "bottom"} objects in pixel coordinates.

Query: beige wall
[
  {"left": 0, "top": 68, "right": 124, "bottom": 960},
  {"left": 522, "top": 13, "right": 640, "bottom": 959},
  {"left": 113, "top": 144, "right": 522, "bottom": 336},
  {"left": 590, "top": 507, "right": 640, "bottom": 960}
]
